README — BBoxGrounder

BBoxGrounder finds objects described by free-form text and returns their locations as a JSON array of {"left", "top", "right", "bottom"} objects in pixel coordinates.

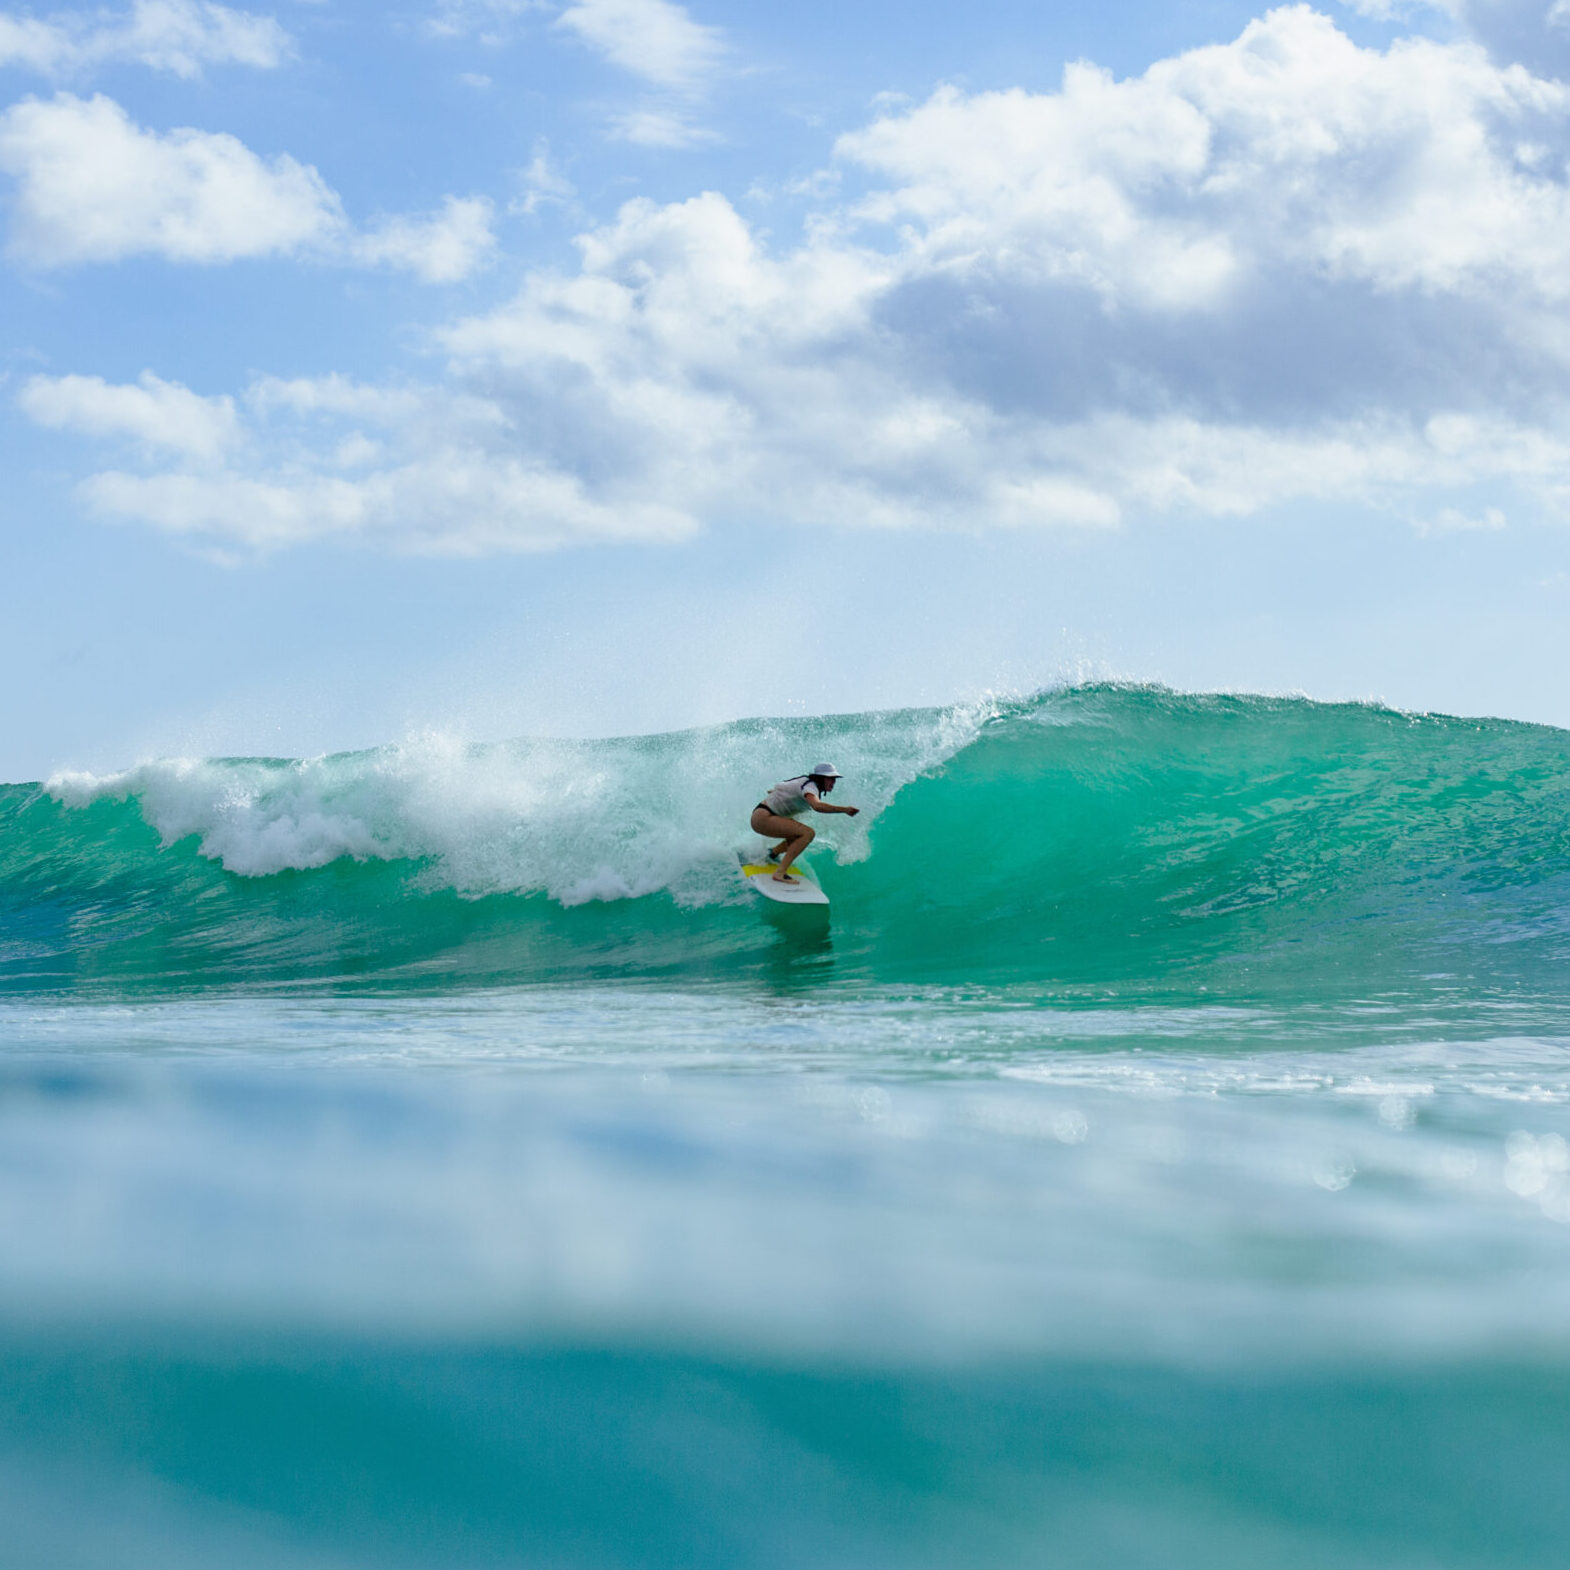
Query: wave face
[{"left": 7, "top": 685, "right": 1570, "bottom": 998}]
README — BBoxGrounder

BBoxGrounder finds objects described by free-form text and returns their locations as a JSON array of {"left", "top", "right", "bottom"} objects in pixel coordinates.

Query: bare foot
[{"left": 771, "top": 872, "right": 798, "bottom": 884}]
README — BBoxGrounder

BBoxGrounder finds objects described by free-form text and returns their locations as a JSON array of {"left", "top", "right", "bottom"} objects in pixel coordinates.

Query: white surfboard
[{"left": 738, "top": 853, "right": 830, "bottom": 906}]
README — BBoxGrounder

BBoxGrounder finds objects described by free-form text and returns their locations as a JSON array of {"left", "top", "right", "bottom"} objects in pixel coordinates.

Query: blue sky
[{"left": 5, "top": 0, "right": 1570, "bottom": 778}]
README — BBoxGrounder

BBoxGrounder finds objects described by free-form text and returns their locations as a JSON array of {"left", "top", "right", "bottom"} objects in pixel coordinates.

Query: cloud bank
[
  {"left": 24, "top": 6, "right": 1570, "bottom": 554},
  {"left": 25, "top": 370, "right": 694, "bottom": 554}
]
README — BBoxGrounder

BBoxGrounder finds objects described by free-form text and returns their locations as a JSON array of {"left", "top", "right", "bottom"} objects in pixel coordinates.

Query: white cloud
[
  {"left": 246, "top": 373, "right": 426, "bottom": 422},
  {"left": 1415, "top": 503, "right": 1510, "bottom": 534},
  {"left": 556, "top": 0, "right": 724, "bottom": 145},
  {"left": 20, "top": 371, "right": 237, "bottom": 457},
  {"left": 512, "top": 137, "right": 574, "bottom": 214},
  {"left": 17, "top": 370, "right": 693, "bottom": 554},
  {"left": 0, "top": 15, "right": 66, "bottom": 71},
  {"left": 0, "top": 0, "right": 289, "bottom": 79},
  {"left": 0, "top": 92, "right": 338, "bottom": 263},
  {"left": 81, "top": 462, "right": 697, "bottom": 554},
  {"left": 555, "top": 0, "right": 721, "bottom": 92},
  {"left": 353, "top": 195, "right": 497, "bottom": 284},
  {"left": 30, "top": 8, "right": 1570, "bottom": 555},
  {"left": 608, "top": 106, "right": 714, "bottom": 147},
  {"left": 0, "top": 93, "right": 495, "bottom": 277},
  {"left": 427, "top": 0, "right": 726, "bottom": 145},
  {"left": 836, "top": 8, "right": 1570, "bottom": 305},
  {"left": 427, "top": 0, "right": 540, "bottom": 45}
]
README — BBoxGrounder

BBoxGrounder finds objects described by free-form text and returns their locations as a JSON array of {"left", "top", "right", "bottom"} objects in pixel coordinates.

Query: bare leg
[
  {"left": 773, "top": 823, "right": 814, "bottom": 880},
  {"left": 750, "top": 809, "right": 813, "bottom": 881}
]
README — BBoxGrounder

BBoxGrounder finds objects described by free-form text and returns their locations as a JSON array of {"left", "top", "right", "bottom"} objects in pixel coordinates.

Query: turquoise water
[{"left": 4, "top": 685, "right": 1570, "bottom": 1566}]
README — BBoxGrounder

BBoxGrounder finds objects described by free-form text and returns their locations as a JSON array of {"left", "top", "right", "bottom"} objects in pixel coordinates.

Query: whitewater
[{"left": 4, "top": 684, "right": 1570, "bottom": 1568}]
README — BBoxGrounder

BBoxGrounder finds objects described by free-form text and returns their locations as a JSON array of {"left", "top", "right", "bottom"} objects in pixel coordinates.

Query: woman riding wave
[{"left": 750, "top": 765, "right": 860, "bottom": 884}]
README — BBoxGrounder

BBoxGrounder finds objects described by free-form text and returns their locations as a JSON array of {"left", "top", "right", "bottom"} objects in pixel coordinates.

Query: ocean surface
[{"left": 3, "top": 683, "right": 1570, "bottom": 1568}]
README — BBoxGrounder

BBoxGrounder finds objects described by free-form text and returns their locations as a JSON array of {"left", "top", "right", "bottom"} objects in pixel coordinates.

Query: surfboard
[{"left": 738, "top": 853, "right": 830, "bottom": 906}]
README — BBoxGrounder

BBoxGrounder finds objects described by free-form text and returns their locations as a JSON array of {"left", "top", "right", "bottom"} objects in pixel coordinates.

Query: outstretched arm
[{"left": 808, "top": 796, "right": 859, "bottom": 816}]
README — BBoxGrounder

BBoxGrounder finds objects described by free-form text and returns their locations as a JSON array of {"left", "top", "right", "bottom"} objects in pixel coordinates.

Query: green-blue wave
[{"left": 6, "top": 685, "right": 1570, "bottom": 999}]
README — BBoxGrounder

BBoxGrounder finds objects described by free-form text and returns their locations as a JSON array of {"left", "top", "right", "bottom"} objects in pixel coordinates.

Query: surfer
[{"left": 751, "top": 766, "right": 859, "bottom": 883}]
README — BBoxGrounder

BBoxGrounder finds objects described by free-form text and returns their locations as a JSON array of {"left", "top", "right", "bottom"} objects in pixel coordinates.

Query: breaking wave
[{"left": 7, "top": 685, "right": 1570, "bottom": 997}]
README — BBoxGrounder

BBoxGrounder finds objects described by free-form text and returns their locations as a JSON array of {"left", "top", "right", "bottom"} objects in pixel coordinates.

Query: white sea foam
[{"left": 46, "top": 697, "right": 1007, "bottom": 902}]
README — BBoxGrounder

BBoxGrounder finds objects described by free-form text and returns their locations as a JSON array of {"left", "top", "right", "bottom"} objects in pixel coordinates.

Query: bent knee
[{"left": 798, "top": 823, "right": 815, "bottom": 842}]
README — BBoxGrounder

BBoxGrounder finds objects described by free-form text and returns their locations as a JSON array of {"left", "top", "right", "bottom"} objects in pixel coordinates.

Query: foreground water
[{"left": 3, "top": 686, "right": 1570, "bottom": 1567}]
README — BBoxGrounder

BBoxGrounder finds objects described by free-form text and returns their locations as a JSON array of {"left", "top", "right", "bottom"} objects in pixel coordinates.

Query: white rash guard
[{"left": 762, "top": 776, "right": 823, "bottom": 817}]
